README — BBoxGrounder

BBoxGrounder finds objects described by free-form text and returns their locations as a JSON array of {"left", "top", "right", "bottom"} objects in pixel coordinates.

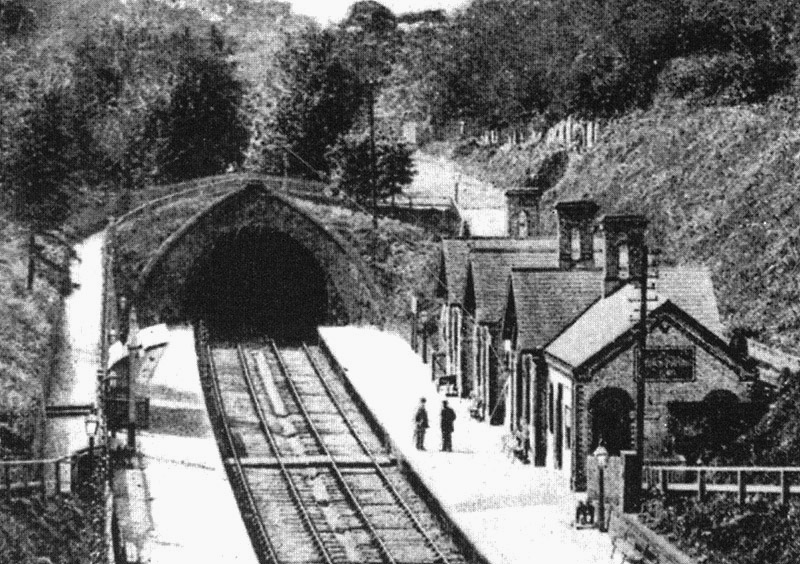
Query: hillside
[{"left": 543, "top": 99, "right": 800, "bottom": 347}]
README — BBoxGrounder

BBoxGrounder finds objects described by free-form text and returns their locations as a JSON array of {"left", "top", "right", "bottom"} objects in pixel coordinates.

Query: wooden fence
[{"left": 645, "top": 465, "right": 800, "bottom": 505}]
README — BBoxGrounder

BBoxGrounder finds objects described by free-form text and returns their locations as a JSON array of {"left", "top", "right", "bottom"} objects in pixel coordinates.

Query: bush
[
  {"left": 660, "top": 52, "right": 795, "bottom": 104},
  {"left": 151, "top": 28, "right": 249, "bottom": 183},
  {"left": 330, "top": 134, "right": 415, "bottom": 204},
  {"left": 641, "top": 495, "right": 800, "bottom": 564}
]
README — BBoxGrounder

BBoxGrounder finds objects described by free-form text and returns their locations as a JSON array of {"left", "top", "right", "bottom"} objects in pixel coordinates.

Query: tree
[
  {"left": 343, "top": 1, "right": 397, "bottom": 36},
  {"left": 272, "top": 27, "right": 366, "bottom": 178},
  {"left": 331, "top": 134, "right": 414, "bottom": 203},
  {"left": 152, "top": 28, "right": 249, "bottom": 183},
  {"left": 9, "top": 86, "right": 84, "bottom": 227}
]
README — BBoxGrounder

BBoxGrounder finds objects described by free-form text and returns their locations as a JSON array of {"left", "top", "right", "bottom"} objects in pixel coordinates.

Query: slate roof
[
  {"left": 509, "top": 268, "right": 604, "bottom": 351},
  {"left": 545, "top": 266, "right": 725, "bottom": 369},
  {"left": 440, "top": 237, "right": 557, "bottom": 304},
  {"left": 468, "top": 250, "right": 559, "bottom": 323}
]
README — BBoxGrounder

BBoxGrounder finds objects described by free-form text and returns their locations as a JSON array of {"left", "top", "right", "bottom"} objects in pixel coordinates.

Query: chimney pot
[
  {"left": 601, "top": 214, "right": 647, "bottom": 296},
  {"left": 555, "top": 200, "right": 599, "bottom": 269},
  {"left": 506, "top": 188, "right": 543, "bottom": 239}
]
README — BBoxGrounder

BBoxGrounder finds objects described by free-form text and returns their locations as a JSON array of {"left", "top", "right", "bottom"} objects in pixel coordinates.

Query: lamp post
[
  {"left": 410, "top": 294, "right": 419, "bottom": 352},
  {"left": 126, "top": 307, "right": 142, "bottom": 451},
  {"left": 594, "top": 443, "right": 609, "bottom": 532},
  {"left": 420, "top": 310, "right": 429, "bottom": 363},
  {"left": 85, "top": 412, "right": 99, "bottom": 482}
]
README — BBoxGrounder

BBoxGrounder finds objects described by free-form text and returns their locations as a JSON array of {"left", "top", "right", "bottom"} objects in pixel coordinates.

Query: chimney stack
[
  {"left": 602, "top": 214, "right": 647, "bottom": 296},
  {"left": 555, "top": 200, "right": 599, "bottom": 270},
  {"left": 506, "top": 188, "right": 543, "bottom": 239}
]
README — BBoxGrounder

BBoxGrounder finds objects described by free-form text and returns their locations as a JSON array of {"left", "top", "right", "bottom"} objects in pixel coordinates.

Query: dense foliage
[
  {"left": 268, "top": 4, "right": 415, "bottom": 197},
  {"left": 3, "top": 11, "right": 248, "bottom": 228},
  {"left": 329, "top": 134, "right": 414, "bottom": 203},
  {"left": 641, "top": 494, "right": 800, "bottom": 564},
  {"left": 413, "top": 0, "right": 799, "bottom": 127},
  {"left": 150, "top": 28, "right": 249, "bottom": 183},
  {"left": 0, "top": 495, "right": 104, "bottom": 564},
  {"left": 741, "top": 369, "right": 800, "bottom": 465},
  {"left": 271, "top": 27, "right": 367, "bottom": 178}
]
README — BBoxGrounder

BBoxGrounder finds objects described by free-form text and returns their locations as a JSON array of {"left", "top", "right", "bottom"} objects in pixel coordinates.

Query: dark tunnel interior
[{"left": 185, "top": 227, "right": 332, "bottom": 343}]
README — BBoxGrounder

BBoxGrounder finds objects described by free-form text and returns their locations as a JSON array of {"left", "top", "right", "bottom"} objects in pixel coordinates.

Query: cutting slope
[{"left": 545, "top": 99, "right": 800, "bottom": 347}]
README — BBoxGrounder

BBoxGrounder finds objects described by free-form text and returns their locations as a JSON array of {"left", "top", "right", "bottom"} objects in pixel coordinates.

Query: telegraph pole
[
  {"left": 126, "top": 306, "right": 142, "bottom": 452},
  {"left": 636, "top": 244, "right": 648, "bottom": 460},
  {"left": 367, "top": 79, "right": 378, "bottom": 230}
]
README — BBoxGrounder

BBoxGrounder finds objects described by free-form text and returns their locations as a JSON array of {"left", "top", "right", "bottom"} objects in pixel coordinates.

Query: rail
[
  {"left": 645, "top": 465, "right": 800, "bottom": 504},
  {"left": 234, "top": 345, "right": 335, "bottom": 564},
  {"left": 197, "top": 325, "right": 280, "bottom": 564},
  {"left": 300, "top": 343, "right": 453, "bottom": 564},
  {"left": 268, "top": 342, "right": 397, "bottom": 564}
]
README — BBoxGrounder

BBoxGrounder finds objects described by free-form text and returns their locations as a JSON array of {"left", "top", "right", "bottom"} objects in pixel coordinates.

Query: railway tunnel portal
[{"left": 131, "top": 179, "right": 382, "bottom": 342}]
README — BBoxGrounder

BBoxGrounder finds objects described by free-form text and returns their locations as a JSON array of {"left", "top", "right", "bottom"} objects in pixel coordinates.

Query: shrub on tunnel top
[
  {"left": 151, "top": 27, "right": 249, "bottom": 184},
  {"left": 328, "top": 133, "right": 415, "bottom": 204}
]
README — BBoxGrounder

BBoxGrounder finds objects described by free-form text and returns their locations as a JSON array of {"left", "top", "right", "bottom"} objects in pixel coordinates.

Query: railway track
[{"left": 200, "top": 332, "right": 469, "bottom": 564}]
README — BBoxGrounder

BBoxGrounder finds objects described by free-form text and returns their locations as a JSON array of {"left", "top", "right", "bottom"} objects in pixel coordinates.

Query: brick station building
[{"left": 437, "top": 188, "right": 758, "bottom": 491}]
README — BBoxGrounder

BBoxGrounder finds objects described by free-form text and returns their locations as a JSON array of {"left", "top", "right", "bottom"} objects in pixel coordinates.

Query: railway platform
[
  {"left": 114, "top": 325, "right": 258, "bottom": 564},
  {"left": 320, "top": 326, "right": 615, "bottom": 564}
]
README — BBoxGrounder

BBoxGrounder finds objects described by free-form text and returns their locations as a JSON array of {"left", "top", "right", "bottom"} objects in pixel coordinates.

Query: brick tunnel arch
[{"left": 135, "top": 180, "right": 382, "bottom": 339}]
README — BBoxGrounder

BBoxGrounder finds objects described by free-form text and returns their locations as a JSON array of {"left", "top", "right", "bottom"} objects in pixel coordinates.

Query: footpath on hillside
[
  {"left": 321, "top": 326, "right": 614, "bottom": 564},
  {"left": 406, "top": 152, "right": 507, "bottom": 236}
]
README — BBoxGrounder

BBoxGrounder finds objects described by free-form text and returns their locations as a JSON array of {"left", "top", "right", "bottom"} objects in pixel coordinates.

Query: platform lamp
[
  {"left": 409, "top": 293, "right": 419, "bottom": 352},
  {"left": 594, "top": 442, "right": 609, "bottom": 532},
  {"left": 419, "top": 310, "right": 430, "bottom": 363},
  {"left": 85, "top": 412, "right": 99, "bottom": 483}
]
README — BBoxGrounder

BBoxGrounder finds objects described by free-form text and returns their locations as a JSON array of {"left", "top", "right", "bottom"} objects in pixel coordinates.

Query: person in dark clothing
[
  {"left": 440, "top": 400, "right": 456, "bottom": 452},
  {"left": 414, "top": 397, "right": 429, "bottom": 450}
]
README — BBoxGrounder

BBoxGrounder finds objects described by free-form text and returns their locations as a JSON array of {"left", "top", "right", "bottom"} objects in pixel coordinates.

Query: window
[
  {"left": 565, "top": 405, "right": 572, "bottom": 449},
  {"left": 548, "top": 382, "right": 554, "bottom": 432},
  {"left": 571, "top": 227, "right": 581, "bottom": 261},
  {"left": 618, "top": 242, "right": 630, "bottom": 279},
  {"left": 517, "top": 211, "right": 529, "bottom": 238}
]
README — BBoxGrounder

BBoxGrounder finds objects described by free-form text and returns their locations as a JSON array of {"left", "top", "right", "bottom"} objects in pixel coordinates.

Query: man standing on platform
[
  {"left": 414, "top": 397, "right": 429, "bottom": 450},
  {"left": 440, "top": 400, "right": 456, "bottom": 452}
]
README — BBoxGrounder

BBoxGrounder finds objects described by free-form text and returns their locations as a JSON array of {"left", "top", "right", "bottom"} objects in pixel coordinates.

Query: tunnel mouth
[{"left": 185, "top": 226, "right": 333, "bottom": 344}]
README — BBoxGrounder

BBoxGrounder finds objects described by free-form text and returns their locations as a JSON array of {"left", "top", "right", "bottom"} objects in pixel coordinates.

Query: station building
[{"left": 437, "top": 188, "right": 758, "bottom": 490}]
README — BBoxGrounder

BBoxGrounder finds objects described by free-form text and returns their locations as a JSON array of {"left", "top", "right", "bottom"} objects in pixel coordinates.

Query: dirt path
[
  {"left": 43, "top": 231, "right": 105, "bottom": 458},
  {"left": 405, "top": 153, "right": 507, "bottom": 236}
]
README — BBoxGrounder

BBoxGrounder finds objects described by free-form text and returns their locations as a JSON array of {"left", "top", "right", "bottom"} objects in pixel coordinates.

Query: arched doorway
[{"left": 588, "top": 387, "right": 634, "bottom": 455}]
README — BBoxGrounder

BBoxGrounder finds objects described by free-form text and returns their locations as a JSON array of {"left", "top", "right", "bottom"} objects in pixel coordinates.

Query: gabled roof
[
  {"left": 545, "top": 283, "right": 655, "bottom": 369},
  {"left": 439, "top": 237, "right": 557, "bottom": 305},
  {"left": 545, "top": 300, "right": 746, "bottom": 378},
  {"left": 509, "top": 268, "right": 604, "bottom": 350},
  {"left": 544, "top": 266, "right": 726, "bottom": 371},
  {"left": 467, "top": 249, "right": 558, "bottom": 323}
]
